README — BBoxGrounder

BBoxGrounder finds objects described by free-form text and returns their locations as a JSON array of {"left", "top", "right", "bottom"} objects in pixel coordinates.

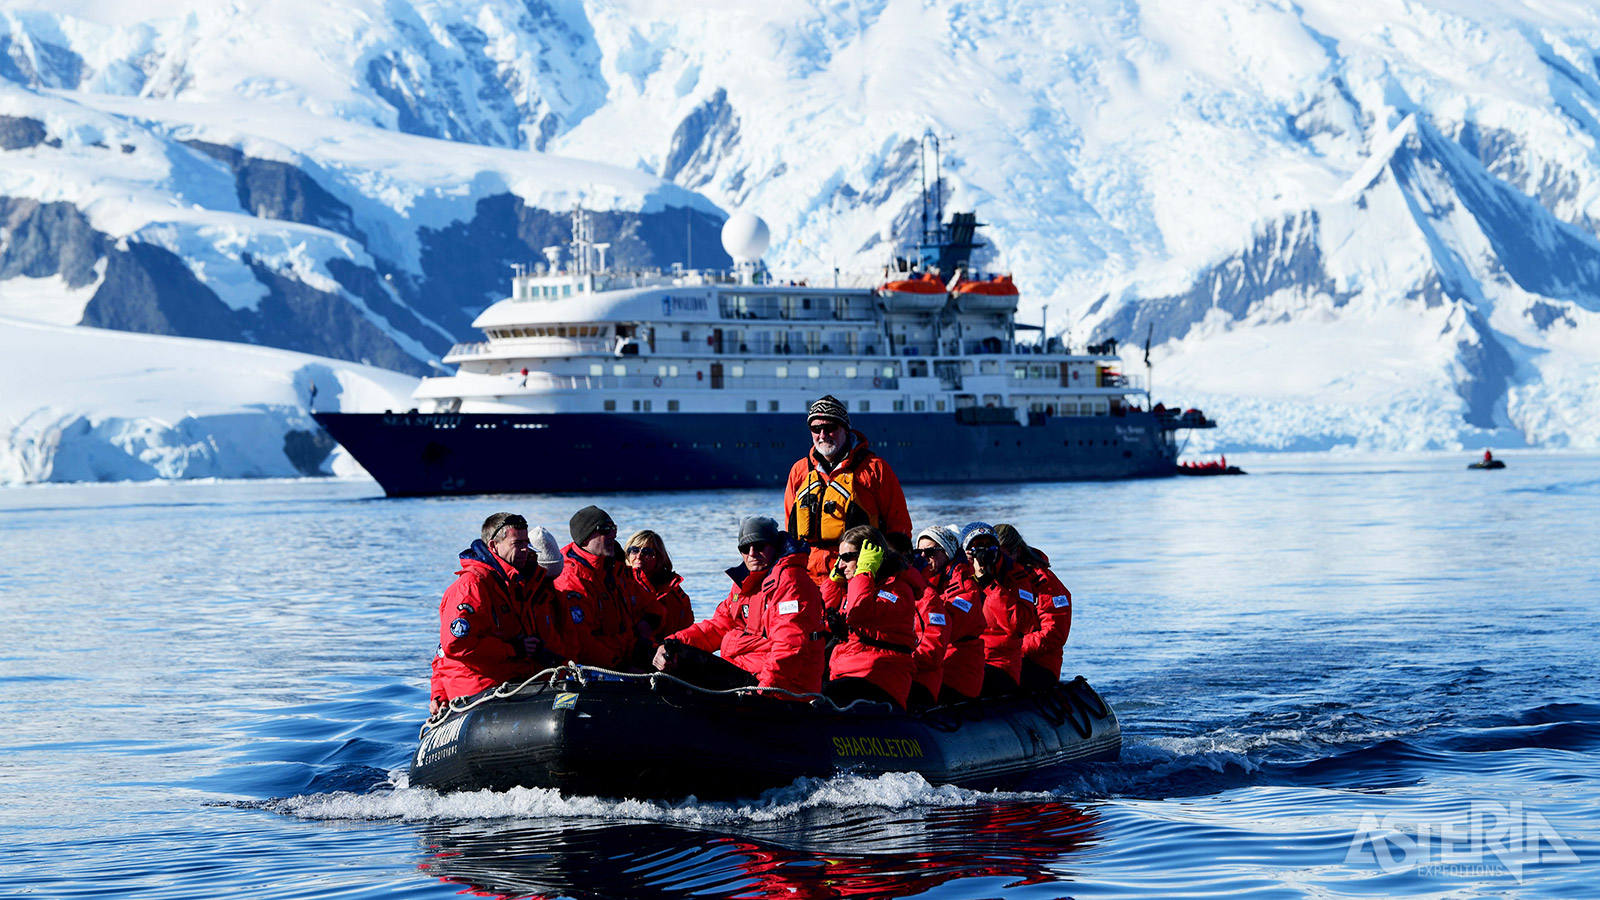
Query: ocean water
[{"left": 3, "top": 451, "right": 1597, "bottom": 899}]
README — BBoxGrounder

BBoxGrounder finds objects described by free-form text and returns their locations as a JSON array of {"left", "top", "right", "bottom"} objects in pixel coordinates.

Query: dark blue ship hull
[{"left": 313, "top": 410, "right": 1178, "bottom": 496}]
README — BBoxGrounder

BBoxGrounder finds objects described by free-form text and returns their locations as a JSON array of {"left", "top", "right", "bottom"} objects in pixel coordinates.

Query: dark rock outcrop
[{"left": 0, "top": 115, "right": 47, "bottom": 151}]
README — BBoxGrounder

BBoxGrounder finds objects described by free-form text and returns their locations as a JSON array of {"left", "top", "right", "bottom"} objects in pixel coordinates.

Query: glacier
[{"left": 4, "top": 0, "right": 1600, "bottom": 483}]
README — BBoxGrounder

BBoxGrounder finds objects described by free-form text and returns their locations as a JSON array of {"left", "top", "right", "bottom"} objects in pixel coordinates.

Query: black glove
[{"left": 825, "top": 609, "right": 848, "bottom": 642}]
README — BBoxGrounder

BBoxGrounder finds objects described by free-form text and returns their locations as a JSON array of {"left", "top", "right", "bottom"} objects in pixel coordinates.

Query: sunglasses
[
  {"left": 911, "top": 548, "right": 942, "bottom": 558},
  {"left": 626, "top": 546, "right": 658, "bottom": 557},
  {"left": 809, "top": 422, "right": 842, "bottom": 434},
  {"left": 739, "top": 541, "right": 771, "bottom": 554},
  {"left": 837, "top": 551, "right": 860, "bottom": 562}
]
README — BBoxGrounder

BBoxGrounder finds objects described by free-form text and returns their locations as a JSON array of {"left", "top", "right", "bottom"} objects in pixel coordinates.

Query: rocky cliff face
[{"left": 0, "top": 111, "right": 729, "bottom": 374}]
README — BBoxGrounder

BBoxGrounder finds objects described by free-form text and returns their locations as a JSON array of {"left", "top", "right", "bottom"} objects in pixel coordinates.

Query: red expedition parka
[
  {"left": 820, "top": 569, "right": 919, "bottom": 707},
  {"left": 431, "top": 541, "right": 567, "bottom": 705},
  {"left": 632, "top": 567, "right": 694, "bottom": 636},
  {"left": 899, "top": 565, "right": 950, "bottom": 700},
  {"left": 555, "top": 543, "right": 664, "bottom": 668},
  {"left": 668, "top": 538, "right": 826, "bottom": 694},
  {"left": 934, "top": 560, "right": 986, "bottom": 699},
  {"left": 980, "top": 560, "right": 1040, "bottom": 684},
  {"left": 1016, "top": 551, "right": 1073, "bottom": 680}
]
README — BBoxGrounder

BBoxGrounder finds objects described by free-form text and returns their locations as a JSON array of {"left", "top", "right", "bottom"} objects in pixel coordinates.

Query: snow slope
[
  {"left": 0, "top": 314, "right": 416, "bottom": 484},
  {"left": 5, "top": 0, "right": 1600, "bottom": 478}
]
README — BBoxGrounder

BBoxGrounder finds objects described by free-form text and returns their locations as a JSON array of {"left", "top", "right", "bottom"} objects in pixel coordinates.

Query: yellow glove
[{"left": 857, "top": 540, "right": 885, "bottom": 577}]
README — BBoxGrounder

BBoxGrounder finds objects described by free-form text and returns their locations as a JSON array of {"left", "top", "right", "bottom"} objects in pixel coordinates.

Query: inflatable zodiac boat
[{"left": 410, "top": 667, "right": 1121, "bottom": 800}]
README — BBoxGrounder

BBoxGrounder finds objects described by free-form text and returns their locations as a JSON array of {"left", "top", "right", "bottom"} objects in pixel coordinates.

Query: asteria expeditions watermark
[{"left": 1345, "top": 800, "right": 1581, "bottom": 882}]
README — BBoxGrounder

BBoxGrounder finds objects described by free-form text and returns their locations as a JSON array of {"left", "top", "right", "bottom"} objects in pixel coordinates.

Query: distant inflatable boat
[
  {"left": 410, "top": 667, "right": 1120, "bottom": 800},
  {"left": 1469, "top": 459, "right": 1505, "bottom": 470}
]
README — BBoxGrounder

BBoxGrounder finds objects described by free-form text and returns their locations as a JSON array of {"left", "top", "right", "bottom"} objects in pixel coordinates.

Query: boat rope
[{"left": 420, "top": 663, "right": 889, "bottom": 736}]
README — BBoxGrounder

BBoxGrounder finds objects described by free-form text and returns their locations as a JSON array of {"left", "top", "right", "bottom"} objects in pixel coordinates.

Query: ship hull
[{"left": 314, "top": 410, "right": 1177, "bottom": 496}]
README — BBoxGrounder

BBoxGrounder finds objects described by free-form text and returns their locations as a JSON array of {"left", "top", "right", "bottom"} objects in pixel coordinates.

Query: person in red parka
[
  {"left": 784, "top": 395, "right": 913, "bottom": 584},
  {"left": 654, "top": 516, "right": 826, "bottom": 695},
  {"left": 430, "top": 512, "right": 569, "bottom": 715},
  {"left": 995, "top": 524, "right": 1073, "bottom": 690},
  {"left": 819, "top": 525, "right": 919, "bottom": 708},
  {"left": 960, "top": 522, "right": 1038, "bottom": 698},
  {"left": 919, "top": 524, "right": 985, "bottom": 704},
  {"left": 624, "top": 529, "right": 694, "bottom": 635},
  {"left": 556, "top": 505, "right": 664, "bottom": 670},
  {"left": 902, "top": 526, "right": 958, "bottom": 707}
]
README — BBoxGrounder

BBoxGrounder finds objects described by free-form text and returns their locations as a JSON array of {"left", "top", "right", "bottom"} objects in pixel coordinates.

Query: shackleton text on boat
[{"left": 316, "top": 190, "right": 1214, "bottom": 496}]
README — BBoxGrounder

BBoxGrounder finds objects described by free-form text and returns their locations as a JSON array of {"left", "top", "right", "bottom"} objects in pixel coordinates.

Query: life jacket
[{"left": 790, "top": 468, "right": 872, "bottom": 545}]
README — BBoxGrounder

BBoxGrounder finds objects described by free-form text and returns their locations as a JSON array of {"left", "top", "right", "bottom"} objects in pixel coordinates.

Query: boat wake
[{"left": 260, "top": 769, "right": 1054, "bottom": 825}]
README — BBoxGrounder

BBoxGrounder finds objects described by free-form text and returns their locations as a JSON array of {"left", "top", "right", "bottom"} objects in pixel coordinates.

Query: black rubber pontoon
[{"left": 411, "top": 666, "right": 1120, "bottom": 800}]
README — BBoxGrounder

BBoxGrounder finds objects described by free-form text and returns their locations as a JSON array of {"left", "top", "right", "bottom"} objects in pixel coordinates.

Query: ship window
[
  {"left": 802, "top": 297, "right": 811, "bottom": 309},
  {"left": 980, "top": 361, "right": 999, "bottom": 374},
  {"left": 914, "top": 400, "right": 925, "bottom": 411},
  {"left": 682, "top": 330, "right": 691, "bottom": 342},
  {"left": 894, "top": 400, "right": 906, "bottom": 411},
  {"left": 658, "top": 365, "right": 668, "bottom": 377},
  {"left": 1095, "top": 401, "right": 1108, "bottom": 415},
  {"left": 669, "top": 365, "right": 680, "bottom": 376},
  {"left": 1014, "top": 366, "right": 1027, "bottom": 380},
  {"left": 667, "top": 400, "right": 680, "bottom": 411},
  {"left": 936, "top": 400, "right": 946, "bottom": 411},
  {"left": 731, "top": 365, "right": 744, "bottom": 377},
  {"left": 807, "top": 365, "right": 820, "bottom": 379},
  {"left": 643, "top": 399, "right": 653, "bottom": 411},
  {"left": 1031, "top": 365, "right": 1044, "bottom": 379},
  {"left": 564, "top": 285, "right": 573, "bottom": 297},
  {"left": 747, "top": 400, "right": 758, "bottom": 412},
  {"left": 604, "top": 399, "right": 616, "bottom": 411},
  {"left": 860, "top": 400, "right": 870, "bottom": 412},
  {"left": 776, "top": 366, "right": 788, "bottom": 378},
  {"left": 1064, "top": 402, "right": 1079, "bottom": 415},
  {"left": 614, "top": 364, "right": 627, "bottom": 376},
  {"left": 769, "top": 400, "right": 780, "bottom": 411},
  {"left": 882, "top": 365, "right": 895, "bottom": 378},
  {"left": 633, "top": 399, "right": 641, "bottom": 411},
  {"left": 590, "top": 364, "right": 603, "bottom": 376},
  {"left": 845, "top": 366, "right": 857, "bottom": 378}
]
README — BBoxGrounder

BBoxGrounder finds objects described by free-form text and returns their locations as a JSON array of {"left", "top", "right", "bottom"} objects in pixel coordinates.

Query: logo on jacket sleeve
[
  {"left": 1019, "top": 590, "right": 1035, "bottom": 603},
  {"left": 1052, "top": 595, "right": 1070, "bottom": 608},
  {"left": 777, "top": 599, "right": 800, "bottom": 615},
  {"left": 876, "top": 590, "right": 898, "bottom": 603},
  {"left": 456, "top": 603, "right": 476, "bottom": 613},
  {"left": 928, "top": 612, "right": 947, "bottom": 626},
  {"left": 570, "top": 607, "right": 586, "bottom": 623},
  {"left": 449, "top": 617, "right": 470, "bottom": 637},
  {"left": 950, "top": 597, "right": 972, "bottom": 613}
]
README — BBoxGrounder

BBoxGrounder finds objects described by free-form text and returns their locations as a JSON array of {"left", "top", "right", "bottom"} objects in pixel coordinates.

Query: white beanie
[{"left": 529, "top": 525, "right": 563, "bottom": 577}]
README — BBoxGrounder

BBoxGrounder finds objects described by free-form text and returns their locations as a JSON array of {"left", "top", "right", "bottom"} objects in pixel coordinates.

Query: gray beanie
[
  {"left": 737, "top": 515, "right": 781, "bottom": 549},
  {"left": 959, "top": 521, "right": 997, "bottom": 551},
  {"left": 807, "top": 395, "right": 849, "bottom": 428},
  {"left": 529, "top": 525, "right": 563, "bottom": 577},
  {"left": 915, "top": 524, "right": 960, "bottom": 560}
]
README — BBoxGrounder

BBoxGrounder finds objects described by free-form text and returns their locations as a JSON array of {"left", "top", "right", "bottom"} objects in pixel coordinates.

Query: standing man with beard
[{"left": 784, "top": 395, "right": 913, "bottom": 585}]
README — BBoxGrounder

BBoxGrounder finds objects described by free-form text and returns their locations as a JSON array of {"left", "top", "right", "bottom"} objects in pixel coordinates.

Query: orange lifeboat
[
  {"left": 877, "top": 271, "right": 948, "bottom": 311},
  {"left": 952, "top": 274, "right": 1019, "bottom": 312}
]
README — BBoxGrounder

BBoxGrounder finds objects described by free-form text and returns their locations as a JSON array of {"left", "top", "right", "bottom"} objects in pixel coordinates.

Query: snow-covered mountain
[{"left": 5, "top": 0, "right": 1600, "bottom": 483}]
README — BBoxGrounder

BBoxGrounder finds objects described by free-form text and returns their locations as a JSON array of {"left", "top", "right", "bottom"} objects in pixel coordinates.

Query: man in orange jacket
[{"left": 784, "top": 395, "right": 912, "bottom": 585}]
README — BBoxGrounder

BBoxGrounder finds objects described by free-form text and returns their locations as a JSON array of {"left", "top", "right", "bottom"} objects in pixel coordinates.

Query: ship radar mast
[{"left": 915, "top": 130, "right": 986, "bottom": 278}]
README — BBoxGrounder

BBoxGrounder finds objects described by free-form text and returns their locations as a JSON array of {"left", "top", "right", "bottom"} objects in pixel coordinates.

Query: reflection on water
[{"left": 419, "top": 800, "right": 1100, "bottom": 900}]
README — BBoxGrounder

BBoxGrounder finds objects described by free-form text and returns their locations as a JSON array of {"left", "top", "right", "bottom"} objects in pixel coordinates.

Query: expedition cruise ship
[{"left": 314, "top": 206, "right": 1214, "bottom": 497}]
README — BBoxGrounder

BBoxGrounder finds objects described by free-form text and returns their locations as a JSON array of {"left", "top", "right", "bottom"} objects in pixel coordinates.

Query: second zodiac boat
[{"left": 410, "top": 666, "right": 1121, "bottom": 801}]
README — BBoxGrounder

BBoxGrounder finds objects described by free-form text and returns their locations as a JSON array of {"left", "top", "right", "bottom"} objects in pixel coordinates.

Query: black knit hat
[
  {"left": 807, "top": 394, "right": 849, "bottom": 428},
  {"left": 569, "top": 505, "right": 616, "bottom": 545}
]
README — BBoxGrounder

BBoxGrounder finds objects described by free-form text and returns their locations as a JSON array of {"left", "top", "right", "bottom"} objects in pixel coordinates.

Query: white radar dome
[{"left": 721, "top": 212, "right": 770, "bottom": 263}]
